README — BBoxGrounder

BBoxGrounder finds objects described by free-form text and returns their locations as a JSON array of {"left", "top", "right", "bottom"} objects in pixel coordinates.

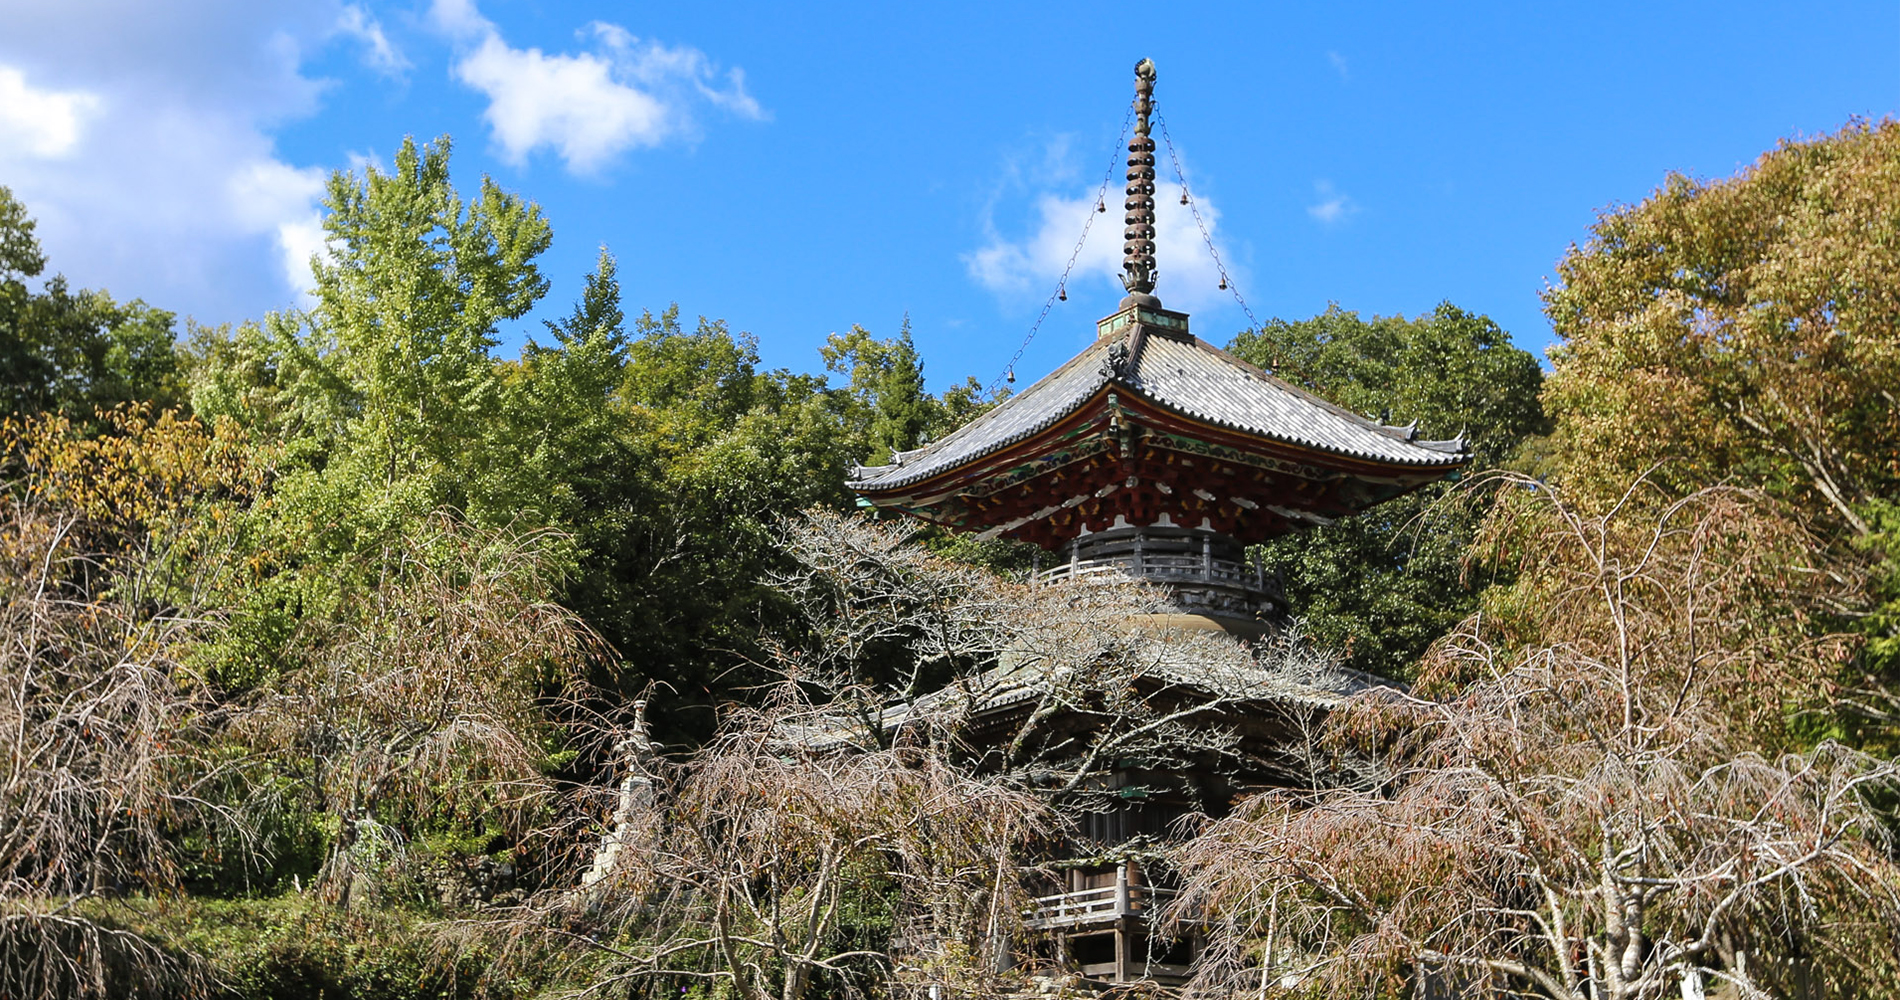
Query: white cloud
[
  {"left": 592, "top": 22, "right": 764, "bottom": 121},
  {"left": 967, "top": 178, "right": 1241, "bottom": 313},
  {"left": 274, "top": 218, "right": 329, "bottom": 301},
  {"left": 1307, "top": 179, "right": 1358, "bottom": 225},
  {"left": 0, "top": 65, "right": 100, "bottom": 157},
  {"left": 0, "top": 0, "right": 759, "bottom": 322},
  {"left": 228, "top": 159, "right": 329, "bottom": 298},
  {"left": 427, "top": 0, "right": 490, "bottom": 40},
  {"left": 0, "top": 2, "right": 342, "bottom": 319},
  {"left": 433, "top": 0, "right": 764, "bottom": 173},
  {"left": 457, "top": 34, "right": 669, "bottom": 170},
  {"left": 334, "top": 5, "right": 407, "bottom": 77},
  {"left": 1326, "top": 50, "right": 1350, "bottom": 82}
]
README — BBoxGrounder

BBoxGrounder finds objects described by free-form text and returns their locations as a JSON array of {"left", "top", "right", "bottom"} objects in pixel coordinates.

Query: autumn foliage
[{"left": 1172, "top": 482, "right": 1900, "bottom": 999}]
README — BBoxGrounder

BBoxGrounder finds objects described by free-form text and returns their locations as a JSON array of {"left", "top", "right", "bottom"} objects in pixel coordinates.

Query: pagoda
[{"left": 850, "top": 59, "right": 1469, "bottom": 632}]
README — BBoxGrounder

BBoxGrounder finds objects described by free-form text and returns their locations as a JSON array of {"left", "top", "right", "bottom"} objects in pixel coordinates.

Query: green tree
[
  {"left": 191, "top": 136, "right": 556, "bottom": 559},
  {"left": 495, "top": 245, "right": 630, "bottom": 528},
  {"left": 819, "top": 319, "right": 996, "bottom": 467},
  {"left": 819, "top": 322, "right": 900, "bottom": 465},
  {"left": 870, "top": 318, "right": 930, "bottom": 461},
  {"left": 1227, "top": 303, "right": 1547, "bottom": 678},
  {"left": 308, "top": 134, "right": 552, "bottom": 530},
  {"left": 559, "top": 304, "right": 866, "bottom": 737},
  {"left": 0, "top": 186, "right": 184, "bottom": 418},
  {"left": 182, "top": 137, "right": 565, "bottom": 693}
]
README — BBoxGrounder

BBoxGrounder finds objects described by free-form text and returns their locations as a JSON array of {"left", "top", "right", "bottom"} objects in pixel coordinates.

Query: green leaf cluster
[
  {"left": 1226, "top": 303, "right": 1548, "bottom": 677},
  {"left": 0, "top": 185, "right": 184, "bottom": 420}
]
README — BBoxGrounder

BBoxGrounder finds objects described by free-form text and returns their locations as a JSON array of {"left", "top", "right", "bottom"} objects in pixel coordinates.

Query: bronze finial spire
[{"left": 1121, "top": 58, "right": 1159, "bottom": 304}]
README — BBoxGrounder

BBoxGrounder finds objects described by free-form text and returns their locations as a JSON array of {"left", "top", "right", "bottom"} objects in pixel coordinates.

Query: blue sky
[{"left": 1, "top": 2, "right": 1895, "bottom": 391}]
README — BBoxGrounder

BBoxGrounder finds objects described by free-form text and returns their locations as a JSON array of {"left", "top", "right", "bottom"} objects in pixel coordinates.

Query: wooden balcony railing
[
  {"left": 1078, "top": 960, "right": 1193, "bottom": 985},
  {"left": 1022, "top": 866, "right": 1178, "bottom": 930},
  {"left": 1035, "top": 551, "right": 1259, "bottom": 589},
  {"left": 1030, "top": 528, "right": 1282, "bottom": 610}
]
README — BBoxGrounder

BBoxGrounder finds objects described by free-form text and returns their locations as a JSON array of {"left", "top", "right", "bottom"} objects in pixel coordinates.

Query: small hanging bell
[
  {"left": 1006, "top": 367, "right": 1016, "bottom": 384},
  {"left": 1180, "top": 192, "right": 1189, "bottom": 206},
  {"left": 1096, "top": 198, "right": 1106, "bottom": 214},
  {"left": 1218, "top": 277, "right": 1228, "bottom": 290},
  {"left": 1058, "top": 284, "right": 1067, "bottom": 302}
]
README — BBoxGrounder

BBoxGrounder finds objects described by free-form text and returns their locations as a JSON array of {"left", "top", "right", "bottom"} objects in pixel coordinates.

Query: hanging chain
[
  {"left": 1156, "top": 112, "right": 1261, "bottom": 333},
  {"left": 984, "top": 107, "right": 1134, "bottom": 398}
]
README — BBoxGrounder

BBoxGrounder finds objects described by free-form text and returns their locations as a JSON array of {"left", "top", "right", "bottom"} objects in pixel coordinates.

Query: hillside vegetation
[{"left": 1, "top": 123, "right": 1896, "bottom": 999}]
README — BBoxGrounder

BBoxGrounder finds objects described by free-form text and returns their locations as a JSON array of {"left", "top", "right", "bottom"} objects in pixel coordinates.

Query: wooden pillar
[
  {"left": 1114, "top": 921, "right": 1128, "bottom": 984},
  {"left": 1114, "top": 862, "right": 1131, "bottom": 982},
  {"left": 1201, "top": 534, "right": 1212, "bottom": 579}
]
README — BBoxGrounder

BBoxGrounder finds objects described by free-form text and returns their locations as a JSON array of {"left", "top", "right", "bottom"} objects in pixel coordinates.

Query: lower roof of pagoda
[{"left": 849, "top": 303, "right": 1469, "bottom": 550}]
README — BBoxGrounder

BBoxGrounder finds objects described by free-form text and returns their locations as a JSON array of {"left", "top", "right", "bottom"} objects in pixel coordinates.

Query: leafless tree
[
  {"left": 1168, "top": 480, "right": 1900, "bottom": 1000},
  {"left": 468, "top": 510, "right": 1390, "bottom": 999},
  {"left": 465, "top": 675, "right": 1051, "bottom": 1000},
  {"left": 233, "top": 517, "right": 607, "bottom": 908},
  {"left": 0, "top": 496, "right": 236, "bottom": 998},
  {"left": 773, "top": 510, "right": 1374, "bottom": 812}
]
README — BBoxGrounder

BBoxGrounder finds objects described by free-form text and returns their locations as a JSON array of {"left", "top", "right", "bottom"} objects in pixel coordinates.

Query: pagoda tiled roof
[{"left": 849, "top": 322, "right": 1467, "bottom": 493}]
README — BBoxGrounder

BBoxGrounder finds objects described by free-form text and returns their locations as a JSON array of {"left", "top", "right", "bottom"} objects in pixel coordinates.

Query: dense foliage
[
  {"left": 1227, "top": 303, "right": 1547, "bottom": 677},
  {"left": 4, "top": 118, "right": 1898, "bottom": 999},
  {"left": 0, "top": 187, "right": 183, "bottom": 419},
  {"left": 1540, "top": 118, "right": 1900, "bottom": 748}
]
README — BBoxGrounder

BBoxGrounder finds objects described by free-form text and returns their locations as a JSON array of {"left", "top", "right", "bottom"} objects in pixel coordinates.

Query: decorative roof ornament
[
  {"left": 1099, "top": 339, "right": 1131, "bottom": 380},
  {"left": 1121, "top": 59, "right": 1159, "bottom": 304}
]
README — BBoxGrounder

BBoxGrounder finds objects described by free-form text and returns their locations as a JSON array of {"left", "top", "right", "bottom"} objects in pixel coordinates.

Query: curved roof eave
[{"left": 850, "top": 334, "right": 1469, "bottom": 494}]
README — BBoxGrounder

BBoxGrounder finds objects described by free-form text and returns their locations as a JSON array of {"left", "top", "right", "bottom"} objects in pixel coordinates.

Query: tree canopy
[
  {"left": 1540, "top": 118, "right": 1900, "bottom": 746},
  {"left": 1226, "top": 302, "right": 1548, "bottom": 677},
  {"left": 0, "top": 185, "right": 183, "bottom": 419}
]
